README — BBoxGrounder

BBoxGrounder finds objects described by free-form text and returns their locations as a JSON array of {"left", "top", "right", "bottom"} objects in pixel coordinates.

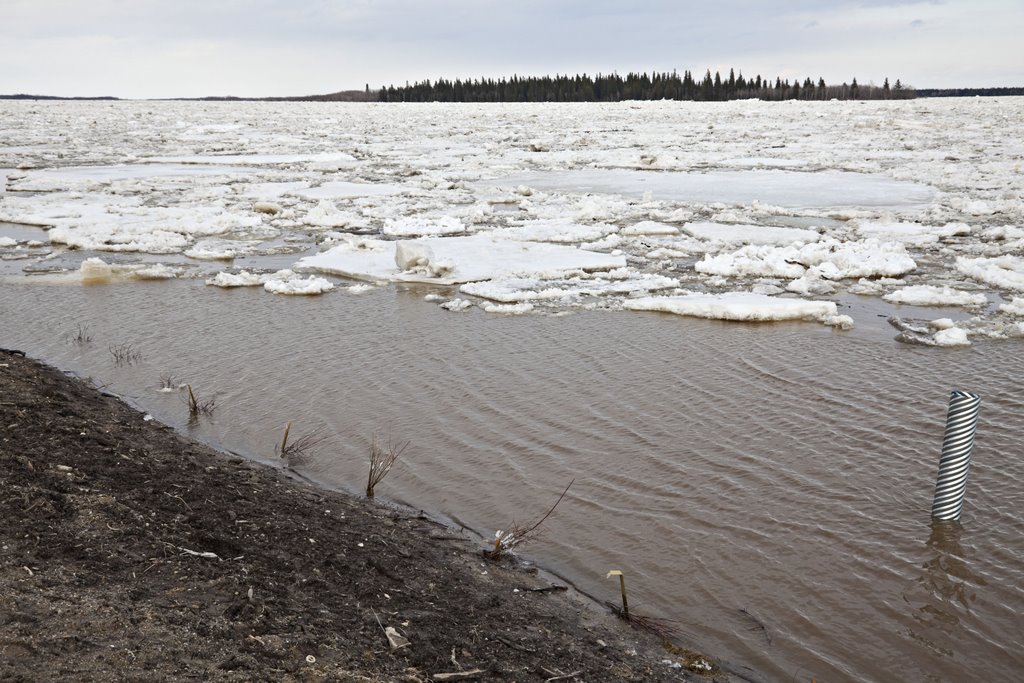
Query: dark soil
[{"left": 0, "top": 349, "right": 722, "bottom": 682}]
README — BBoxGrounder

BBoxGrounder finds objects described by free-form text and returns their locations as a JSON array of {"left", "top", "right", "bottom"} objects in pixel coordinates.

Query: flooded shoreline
[
  {"left": 3, "top": 276, "right": 1022, "bottom": 681},
  {"left": 3, "top": 98, "right": 1023, "bottom": 681}
]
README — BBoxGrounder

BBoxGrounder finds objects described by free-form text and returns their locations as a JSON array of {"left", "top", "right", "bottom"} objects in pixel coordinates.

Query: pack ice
[{"left": 2, "top": 97, "right": 1022, "bottom": 343}]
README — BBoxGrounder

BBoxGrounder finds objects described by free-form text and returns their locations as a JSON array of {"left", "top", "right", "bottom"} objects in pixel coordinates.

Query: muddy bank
[{"left": 0, "top": 349, "right": 726, "bottom": 682}]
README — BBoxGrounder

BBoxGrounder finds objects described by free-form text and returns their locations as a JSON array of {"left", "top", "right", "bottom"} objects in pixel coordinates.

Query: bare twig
[
  {"left": 67, "top": 323, "right": 92, "bottom": 345},
  {"left": 488, "top": 479, "right": 574, "bottom": 559},
  {"left": 109, "top": 342, "right": 142, "bottom": 366},
  {"left": 159, "top": 541, "right": 220, "bottom": 560},
  {"left": 276, "top": 422, "right": 327, "bottom": 468},
  {"left": 545, "top": 671, "right": 583, "bottom": 682},
  {"left": 432, "top": 671, "right": 485, "bottom": 681},
  {"left": 605, "top": 601, "right": 681, "bottom": 641},
  {"left": 739, "top": 607, "right": 772, "bottom": 646},
  {"left": 496, "top": 636, "right": 537, "bottom": 653},
  {"left": 366, "top": 432, "right": 409, "bottom": 498},
  {"left": 163, "top": 491, "right": 192, "bottom": 511},
  {"left": 184, "top": 385, "right": 216, "bottom": 418}
]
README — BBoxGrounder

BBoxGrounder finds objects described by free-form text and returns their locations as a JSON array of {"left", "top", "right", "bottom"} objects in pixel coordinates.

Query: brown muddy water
[{"left": 1, "top": 278, "right": 1022, "bottom": 682}]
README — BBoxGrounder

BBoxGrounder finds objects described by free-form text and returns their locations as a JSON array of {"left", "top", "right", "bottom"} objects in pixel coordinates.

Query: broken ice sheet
[
  {"left": 623, "top": 292, "right": 839, "bottom": 323},
  {"left": 297, "top": 234, "right": 626, "bottom": 285}
]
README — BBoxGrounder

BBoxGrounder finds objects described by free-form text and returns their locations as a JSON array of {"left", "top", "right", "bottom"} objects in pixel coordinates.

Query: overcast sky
[{"left": 2, "top": 0, "right": 1020, "bottom": 98}]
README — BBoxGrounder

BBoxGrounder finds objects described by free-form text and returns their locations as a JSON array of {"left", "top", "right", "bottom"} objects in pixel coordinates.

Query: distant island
[
  {"left": 3, "top": 75, "right": 1022, "bottom": 103},
  {"left": 379, "top": 70, "right": 918, "bottom": 102},
  {"left": 0, "top": 90, "right": 375, "bottom": 102}
]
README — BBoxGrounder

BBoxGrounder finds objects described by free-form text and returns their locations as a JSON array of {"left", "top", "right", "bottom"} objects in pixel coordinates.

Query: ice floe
[
  {"left": 206, "top": 267, "right": 333, "bottom": 295},
  {"left": 696, "top": 238, "right": 916, "bottom": 281},
  {"left": 298, "top": 234, "right": 626, "bottom": 285},
  {"left": 883, "top": 285, "right": 988, "bottom": 307},
  {"left": 956, "top": 256, "right": 1024, "bottom": 292},
  {"left": 999, "top": 297, "right": 1024, "bottom": 316},
  {"left": 263, "top": 273, "right": 334, "bottom": 295},
  {"left": 683, "top": 221, "right": 820, "bottom": 245},
  {"left": 623, "top": 292, "right": 839, "bottom": 323},
  {"left": 3, "top": 97, "right": 1023, "bottom": 341},
  {"left": 383, "top": 216, "right": 466, "bottom": 237},
  {"left": 857, "top": 220, "right": 971, "bottom": 245},
  {"left": 460, "top": 270, "right": 679, "bottom": 303}
]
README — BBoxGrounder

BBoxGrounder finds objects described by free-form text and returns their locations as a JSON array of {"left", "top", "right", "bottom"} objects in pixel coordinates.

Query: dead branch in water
[
  {"left": 366, "top": 432, "right": 409, "bottom": 498},
  {"left": 739, "top": 607, "right": 772, "bottom": 646},
  {"left": 276, "top": 421, "right": 327, "bottom": 468},
  {"left": 109, "top": 342, "right": 142, "bottom": 366},
  {"left": 487, "top": 479, "right": 574, "bottom": 560},
  {"left": 185, "top": 385, "right": 216, "bottom": 418}
]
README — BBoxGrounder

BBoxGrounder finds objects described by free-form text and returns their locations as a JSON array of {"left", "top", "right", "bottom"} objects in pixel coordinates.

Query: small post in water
[
  {"left": 607, "top": 570, "right": 629, "bottom": 619},
  {"left": 931, "top": 390, "right": 981, "bottom": 522}
]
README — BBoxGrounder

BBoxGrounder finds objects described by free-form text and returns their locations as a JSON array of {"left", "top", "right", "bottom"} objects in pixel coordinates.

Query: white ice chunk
[
  {"left": 253, "top": 202, "right": 282, "bottom": 215},
  {"left": 294, "top": 181, "right": 403, "bottom": 200},
  {"left": 148, "top": 152, "right": 357, "bottom": 166},
  {"left": 482, "top": 302, "right": 534, "bottom": 315},
  {"left": 883, "top": 285, "right": 988, "bottom": 307},
  {"left": 622, "top": 221, "right": 679, "bottom": 236},
  {"left": 998, "top": 297, "right": 1024, "bottom": 316},
  {"left": 494, "top": 168, "right": 936, "bottom": 209},
  {"left": 347, "top": 284, "right": 375, "bottom": 294},
  {"left": 857, "top": 221, "right": 971, "bottom": 245},
  {"left": 696, "top": 239, "right": 915, "bottom": 280},
  {"left": 957, "top": 256, "right": 1024, "bottom": 292},
  {"left": 10, "top": 163, "right": 260, "bottom": 190},
  {"left": 306, "top": 200, "right": 362, "bottom": 228},
  {"left": 394, "top": 241, "right": 455, "bottom": 278},
  {"left": 440, "top": 298, "right": 473, "bottom": 311},
  {"left": 824, "top": 314, "right": 855, "bottom": 330},
  {"left": 263, "top": 272, "right": 335, "bottom": 295},
  {"left": 206, "top": 270, "right": 266, "bottom": 287},
  {"left": 787, "top": 271, "right": 836, "bottom": 295},
  {"left": 934, "top": 327, "right": 971, "bottom": 346},
  {"left": 133, "top": 264, "right": 179, "bottom": 280},
  {"left": 36, "top": 257, "right": 184, "bottom": 284},
  {"left": 720, "top": 157, "right": 809, "bottom": 168},
  {"left": 461, "top": 272, "right": 679, "bottom": 303},
  {"left": 240, "top": 181, "right": 310, "bottom": 199},
  {"left": 683, "top": 221, "right": 819, "bottom": 245},
  {"left": 298, "top": 234, "right": 626, "bottom": 285},
  {"left": 493, "top": 220, "right": 618, "bottom": 244},
  {"left": 623, "top": 292, "right": 838, "bottom": 323},
  {"left": 185, "top": 245, "right": 237, "bottom": 260},
  {"left": 384, "top": 216, "right": 466, "bottom": 237},
  {"left": 0, "top": 237, "right": 17, "bottom": 247}
]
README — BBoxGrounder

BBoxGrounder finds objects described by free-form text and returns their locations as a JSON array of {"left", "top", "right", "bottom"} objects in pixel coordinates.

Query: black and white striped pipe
[{"left": 931, "top": 390, "right": 981, "bottom": 522}]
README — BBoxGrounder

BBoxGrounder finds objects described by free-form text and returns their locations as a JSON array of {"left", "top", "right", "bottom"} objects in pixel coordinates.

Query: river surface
[{"left": 2, "top": 277, "right": 1021, "bottom": 682}]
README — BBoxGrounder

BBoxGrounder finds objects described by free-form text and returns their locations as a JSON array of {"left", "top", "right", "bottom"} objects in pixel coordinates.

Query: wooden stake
[
  {"left": 607, "top": 570, "right": 629, "bottom": 619},
  {"left": 280, "top": 420, "right": 292, "bottom": 457}
]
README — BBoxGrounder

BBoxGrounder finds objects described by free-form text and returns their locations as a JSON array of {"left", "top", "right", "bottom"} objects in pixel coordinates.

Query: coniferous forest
[{"left": 379, "top": 69, "right": 916, "bottom": 103}]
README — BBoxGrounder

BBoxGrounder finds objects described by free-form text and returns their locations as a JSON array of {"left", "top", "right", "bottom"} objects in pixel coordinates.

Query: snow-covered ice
[
  {"left": 883, "top": 285, "right": 988, "bottom": 307},
  {"left": 957, "top": 256, "right": 1024, "bottom": 292},
  {"left": 2, "top": 97, "right": 1023, "bottom": 340},
  {"left": 683, "top": 221, "right": 819, "bottom": 245},
  {"left": 298, "top": 234, "right": 626, "bottom": 285},
  {"left": 623, "top": 292, "right": 839, "bottom": 323}
]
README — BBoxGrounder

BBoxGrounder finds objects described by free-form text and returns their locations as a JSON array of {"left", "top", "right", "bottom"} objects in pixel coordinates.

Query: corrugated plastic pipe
[{"left": 931, "top": 390, "right": 981, "bottom": 522}]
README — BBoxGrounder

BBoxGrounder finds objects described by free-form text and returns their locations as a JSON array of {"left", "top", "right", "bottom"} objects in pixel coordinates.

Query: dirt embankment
[{"left": 0, "top": 349, "right": 723, "bottom": 682}]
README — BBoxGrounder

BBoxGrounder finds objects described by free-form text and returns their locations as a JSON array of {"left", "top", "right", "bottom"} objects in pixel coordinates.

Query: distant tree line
[
  {"left": 0, "top": 94, "right": 119, "bottom": 100},
  {"left": 915, "top": 87, "right": 1024, "bottom": 97},
  {"left": 378, "top": 70, "right": 917, "bottom": 103}
]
